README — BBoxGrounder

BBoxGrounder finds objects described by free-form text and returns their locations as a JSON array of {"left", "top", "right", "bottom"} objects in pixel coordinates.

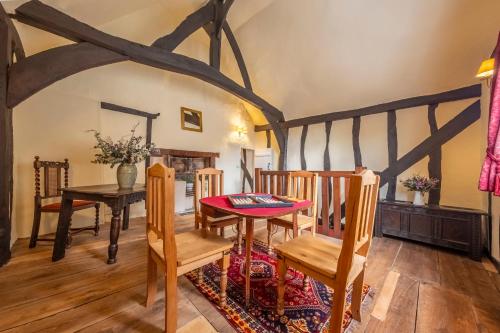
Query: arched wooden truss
[{"left": 0, "top": 0, "right": 288, "bottom": 266}]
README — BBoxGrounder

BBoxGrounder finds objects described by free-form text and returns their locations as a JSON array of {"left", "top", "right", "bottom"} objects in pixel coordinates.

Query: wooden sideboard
[{"left": 374, "top": 200, "right": 488, "bottom": 261}]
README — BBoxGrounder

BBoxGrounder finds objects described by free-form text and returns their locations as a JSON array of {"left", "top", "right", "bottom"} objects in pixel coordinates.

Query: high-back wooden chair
[
  {"left": 275, "top": 170, "right": 380, "bottom": 333},
  {"left": 146, "top": 163, "right": 232, "bottom": 333},
  {"left": 254, "top": 168, "right": 290, "bottom": 196},
  {"left": 29, "top": 156, "right": 100, "bottom": 248},
  {"left": 194, "top": 168, "right": 243, "bottom": 254},
  {"left": 266, "top": 171, "right": 318, "bottom": 254}
]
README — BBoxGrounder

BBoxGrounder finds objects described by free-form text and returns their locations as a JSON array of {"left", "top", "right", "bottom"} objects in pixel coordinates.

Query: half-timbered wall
[{"left": 245, "top": 0, "right": 500, "bottom": 260}]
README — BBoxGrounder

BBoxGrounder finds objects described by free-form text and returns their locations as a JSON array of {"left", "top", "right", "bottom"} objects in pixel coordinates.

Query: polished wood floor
[{"left": 1, "top": 215, "right": 499, "bottom": 332}]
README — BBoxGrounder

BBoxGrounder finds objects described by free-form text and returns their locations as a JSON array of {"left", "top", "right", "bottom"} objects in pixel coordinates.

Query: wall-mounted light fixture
[
  {"left": 236, "top": 126, "right": 247, "bottom": 138},
  {"left": 476, "top": 58, "right": 495, "bottom": 86}
]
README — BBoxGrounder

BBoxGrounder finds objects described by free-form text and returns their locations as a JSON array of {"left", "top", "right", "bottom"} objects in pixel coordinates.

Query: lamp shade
[{"left": 476, "top": 58, "right": 495, "bottom": 79}]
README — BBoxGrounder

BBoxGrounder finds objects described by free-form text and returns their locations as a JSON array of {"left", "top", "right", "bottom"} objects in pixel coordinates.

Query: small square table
[{"left": 52, "top": 184, "right": 146, "bottom": 264}]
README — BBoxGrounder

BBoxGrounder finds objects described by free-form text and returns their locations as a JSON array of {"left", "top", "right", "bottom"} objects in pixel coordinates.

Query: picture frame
[{"left": 180, "top": 107, "right": 203, "bottom": 132}]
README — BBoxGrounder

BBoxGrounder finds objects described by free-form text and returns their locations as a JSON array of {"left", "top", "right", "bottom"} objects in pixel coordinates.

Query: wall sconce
[
  {"left": 476, "top": 58, "right": 495, "bottom": 86},
  {"left": 236, "top": 126, "right": 247, "bottom": 138}
]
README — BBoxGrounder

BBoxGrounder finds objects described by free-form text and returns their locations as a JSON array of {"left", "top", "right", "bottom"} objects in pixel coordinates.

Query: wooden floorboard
[
  {"left": 416, "top": 282, "right": 479, "bottom": 333},
  {"left": 364, "top": 275, "right": 419, "bottom": 333},
  {"left": 1, "top": 216, "right": 498, "bottom": 332}
]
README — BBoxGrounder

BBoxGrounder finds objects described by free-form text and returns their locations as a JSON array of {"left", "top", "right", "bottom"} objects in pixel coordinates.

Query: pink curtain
[{"left": 479, "top": 32, "right": 500, "bottom": 195}]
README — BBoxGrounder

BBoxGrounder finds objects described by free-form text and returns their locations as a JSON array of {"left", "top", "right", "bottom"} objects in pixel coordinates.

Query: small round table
[{"left": 200, "top": 194, "right": 312, "bottom": 306}]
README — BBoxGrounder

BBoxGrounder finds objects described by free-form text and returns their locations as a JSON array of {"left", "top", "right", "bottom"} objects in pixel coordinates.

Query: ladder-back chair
[
  {"left": 145, "top": 163, "right": 232, "bottom": 333},
  {"left": 266, "top": 171, "right": 318, "bottom": 253},
  {"left": 29, "top": 156, "right": 100, "bottom": 248},
  {"left": 194, "top": 168, "right": 243, "bottom": 254},
  {"left": 275, "top": 170, "right": 380, "bottom": 333}
]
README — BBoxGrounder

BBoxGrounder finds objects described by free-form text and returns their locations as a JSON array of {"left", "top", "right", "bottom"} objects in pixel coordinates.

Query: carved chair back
[
  {"left": 34, "top": 156, "right": 69, "bottom": 199},
  {"left": 146, "top": 163, "right": 176, "bottom": 262},
  {"left": 287, "top": 171, "right": 319, "bottom": 220},
  {"left": 338, "top": 170, "right": 380, "bottom": 280},
  {"left": 193, "top": 168, "right": 224, "bottom": 216}
]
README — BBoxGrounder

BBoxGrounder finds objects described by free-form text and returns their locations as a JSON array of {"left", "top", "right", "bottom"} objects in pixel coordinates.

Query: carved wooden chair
[
  {"left": 275, "top": 170, "right": 380, "bottom": 333},
  {"left": 29, "top": 156, "right": 100, "bottom": 248},
  {"left": 145, "top": 163, "right": 232, "bottom": 333},
  {"left": 194, "top": 168, "right": 243, "bottom": 254},
  {"left": 266, "top": 171, "right": 318, "bottom": 254}
]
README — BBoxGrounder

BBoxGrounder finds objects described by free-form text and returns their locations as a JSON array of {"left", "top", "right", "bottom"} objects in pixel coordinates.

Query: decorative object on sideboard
[
  {"left": 401, "top": 175, "right": 439, "bottom": 206},
  {"left": 181, "top": 107, "right": 203, "bottom": 132},
  {"left": 88, "top": 124, "right": 155, "bottom": 189}
]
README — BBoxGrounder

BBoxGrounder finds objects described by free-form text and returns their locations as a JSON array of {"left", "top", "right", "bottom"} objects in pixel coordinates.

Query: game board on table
[{"left": 227, "top": 194, "right": 295, "bottom": 208}]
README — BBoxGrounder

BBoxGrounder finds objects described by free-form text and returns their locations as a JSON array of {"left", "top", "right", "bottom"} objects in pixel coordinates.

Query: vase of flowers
[
  {"left": 400, "top": 175, "right": 439, "bottom": 206},
  {"left": 89, "top": 124, "right": 154, "bottom": 189}
]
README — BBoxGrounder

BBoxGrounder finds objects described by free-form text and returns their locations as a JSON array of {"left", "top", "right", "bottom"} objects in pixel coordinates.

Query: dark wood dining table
[
  {"left": 52, "top": 184, "right": 146, "bottom": 264},
  {"left": 199, "top": 194, "right": 312, "bottom": 306}
]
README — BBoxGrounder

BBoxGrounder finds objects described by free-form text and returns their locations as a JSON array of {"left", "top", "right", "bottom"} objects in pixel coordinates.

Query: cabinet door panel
[
  {"left": 408, "top": 214, "right": 433, "bottom": 240},
  {"left": 440, "top": 218, "right": 469, "bottom": 247},
  {"left": 381, "top": 209, "right": 403, "bottom": 235}
]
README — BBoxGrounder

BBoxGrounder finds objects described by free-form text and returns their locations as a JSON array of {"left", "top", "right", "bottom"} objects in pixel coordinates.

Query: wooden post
[
  {"left": 255, "top": 168, "right": 262, "bottom": 193},
  {"left": 386, "top": 110, "right": 397, "bottom": 201},
  {"left": 0, "top": 9, "right": 13, "bottom": 267}
]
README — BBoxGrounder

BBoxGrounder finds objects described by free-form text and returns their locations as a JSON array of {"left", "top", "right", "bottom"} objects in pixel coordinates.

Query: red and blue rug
[{"left": 185, "top": 240, "right": 372, "bottom": 332}]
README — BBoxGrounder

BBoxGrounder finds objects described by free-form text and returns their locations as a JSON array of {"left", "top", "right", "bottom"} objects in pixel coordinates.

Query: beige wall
[
  {"left": 10, "top": 2, "right": 256, "bottom": 244},
  {"left": 233, "top": 0, "right": 500, "bottom": 260}
]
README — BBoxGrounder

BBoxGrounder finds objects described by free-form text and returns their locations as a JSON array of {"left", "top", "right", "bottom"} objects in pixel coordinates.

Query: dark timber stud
[
  {"left": 427, "top": 103, "right": 442, "bottom": 205},
  {"left": 386, "top": 110, "right": 398, "bottom": 201},
  {"left": 352, "top": 116, "right": 362, "bottom": 167},
  {"left": 300, "top": 125, "right": 308, "bottom": 170}
]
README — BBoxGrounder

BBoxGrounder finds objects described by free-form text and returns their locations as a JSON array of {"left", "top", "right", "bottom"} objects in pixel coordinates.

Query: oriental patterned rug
[{"left": 185, "top": 240, "right": 373, "bottom": 333}]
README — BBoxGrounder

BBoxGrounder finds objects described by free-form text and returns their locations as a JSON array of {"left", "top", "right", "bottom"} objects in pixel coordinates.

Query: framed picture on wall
[{"left": 181, "top": 107, "right": 203, "bottom": 132}]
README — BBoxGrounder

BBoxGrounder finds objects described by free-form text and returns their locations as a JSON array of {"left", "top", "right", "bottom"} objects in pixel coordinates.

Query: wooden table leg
[
  {"left": 122, "top": 204, "right": 130, "bottom": 230},
  {"left": 107, "top": 206, "right": 122, "bottom": 264},
  {"left": 292, "top": 212, "right": 298, "bottom": 238},
  {"left": 52, "top": 195, "right": 73, "bottom": 262},
  {"left": 201, "top": 209, "right": 208, "bottom": 237},
  {"left": 245, "top": 217, "right": 254, "bottom": 307}
]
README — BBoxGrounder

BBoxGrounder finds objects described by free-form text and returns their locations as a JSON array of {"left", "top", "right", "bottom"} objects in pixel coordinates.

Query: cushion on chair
[
  {"left": 41, "top": 200, "right": 96, "bottom": 212},
  {"left": 150, "top": 229, "right": 234, "bottom": 266},
  {"left": 274, "top": 235, "right": 365, "bottom": 281},
  {"left": 270, "top": 213, "right": 315, "bottom": 228}
]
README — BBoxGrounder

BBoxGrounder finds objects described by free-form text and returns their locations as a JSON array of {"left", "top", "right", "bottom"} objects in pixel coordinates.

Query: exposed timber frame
[
  {"left": 100, "top": 102, "right": 160, "bottom": 168},
  {"left": 255, "top": 84, "right": 482, "bottom": 207},
  {"left": 0, "top": 0, "right": 287, "bottom": 266}
]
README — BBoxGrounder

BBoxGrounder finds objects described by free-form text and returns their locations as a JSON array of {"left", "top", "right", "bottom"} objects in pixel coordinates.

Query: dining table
[
  {"left": 52, "top": 184, "right": 146, "bottom": 264},
  {"left": 199, "top": 194, "right": 312, "bottom": 306}
]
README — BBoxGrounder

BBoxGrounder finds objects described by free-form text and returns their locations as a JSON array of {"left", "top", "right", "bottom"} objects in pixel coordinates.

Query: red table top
[{"left": 200, "top": 194, "right": 312, "bottom": 219}]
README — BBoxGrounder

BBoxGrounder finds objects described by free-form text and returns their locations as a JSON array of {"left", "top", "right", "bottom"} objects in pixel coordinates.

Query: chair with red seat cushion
[{"left": 29, "top": 156, "right": 100, "bottom": 248}]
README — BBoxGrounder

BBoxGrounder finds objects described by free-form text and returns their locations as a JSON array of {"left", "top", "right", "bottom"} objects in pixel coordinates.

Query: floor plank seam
[
  {"left": 413, "top": 281, "right": 421, "bottom": 333},
  {"left": 0, "top": 254, "right": 145, "bottom": 310},
  {"left": 0, "top": 283, "right": 144, "bottom": 332},
  {"left": 390, "top": 241, "right": 403, "bottom": 269}
]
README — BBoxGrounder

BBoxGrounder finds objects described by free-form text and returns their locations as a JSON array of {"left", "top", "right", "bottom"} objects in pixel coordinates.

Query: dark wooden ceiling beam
[
  {"left": 8, "top": 43, "right": 127, "bottom": 108},
  {"left": 151, "top": 2, "right": 214, "bottom": 51},
  {"left": 223, "top": 22, "right": 252, "bottom": 90},
  {"left": 13, "top": 1, "right": 284, "bottom": 122},
  {"left": 12, "top": 0, "right": 287, "bottom": 168},
  {"left": 254, "top": 84, "right": 482, "bottom": 132}
]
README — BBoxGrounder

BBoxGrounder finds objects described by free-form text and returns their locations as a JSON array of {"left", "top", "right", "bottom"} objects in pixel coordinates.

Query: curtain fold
[{"left": 479, "top": 32, "right": 500, "bottom": 195}]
